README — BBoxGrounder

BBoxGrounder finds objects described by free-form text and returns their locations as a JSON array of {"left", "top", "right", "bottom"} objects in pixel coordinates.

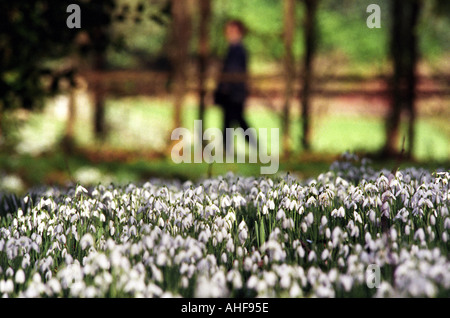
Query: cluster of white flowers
[{"left": 0, "top": 157, "right": 448, "bottom": 298}]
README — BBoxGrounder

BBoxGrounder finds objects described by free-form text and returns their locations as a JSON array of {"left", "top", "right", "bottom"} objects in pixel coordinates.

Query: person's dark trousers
[{"left": 222, "top": 101, "right": 257, "bottom": 157}]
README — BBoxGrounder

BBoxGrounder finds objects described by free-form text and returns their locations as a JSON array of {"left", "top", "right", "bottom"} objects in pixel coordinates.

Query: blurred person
[{"left": 214, "top": 19, "right": 257, "bottom": 157}]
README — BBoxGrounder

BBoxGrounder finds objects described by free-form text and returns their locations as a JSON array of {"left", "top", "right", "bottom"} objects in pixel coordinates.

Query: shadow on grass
[{"left": 1, "top": 145, "right": 449, "bottom": 196}]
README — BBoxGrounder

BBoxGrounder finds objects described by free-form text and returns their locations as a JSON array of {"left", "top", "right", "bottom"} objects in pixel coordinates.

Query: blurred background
[{"left": 0, "top": 0, "right": 449, "bottom": 193}]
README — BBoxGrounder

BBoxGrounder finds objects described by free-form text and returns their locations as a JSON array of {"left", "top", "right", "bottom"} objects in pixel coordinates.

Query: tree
[
  {"left": 197, "top": 0, "right": 212, "bottom": 145},
  {"left": 282, "top": 0, "right": 296, "bottom": 157},
  {"left": 299, "top": 0, "right": 319, "bottom": 151},
  {"left": 168, "top": 0, "right": 193, "bottom": 130},
  {"left": 0, "top": 0, "right": 117, "bottom": 145},
  {"left": 383, "top": 0, "right": 422, "bottom": 158}
]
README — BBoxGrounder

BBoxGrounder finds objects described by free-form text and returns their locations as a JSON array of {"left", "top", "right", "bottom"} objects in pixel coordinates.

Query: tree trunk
[
  {"left": 93, "top": 49, "right": 106, "bottom": 142},
  {"left": 198, "top": 0, "right": 211, "bottom": 144},
  {"left": 405, "top": 0, "right": 421, "bottom": 159},
  {"left": 384, "top": 0, "right": 422, "bottom": 158},
  {"left": 300, "top": 0, "right": 318, "bottom": 151},
  {"left": 170, "top": 0, "right": 192, "bottom": 130},
  {"left": 62, "top": 88, "right": 77, "bottom": 153},
  {"left": 282, "top": 0, "right": 296, "bottom": 157}
]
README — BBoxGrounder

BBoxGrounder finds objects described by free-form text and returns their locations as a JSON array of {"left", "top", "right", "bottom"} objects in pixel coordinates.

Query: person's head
[{"left": 224, "top": 19, "right": 246, "bottom": 44}]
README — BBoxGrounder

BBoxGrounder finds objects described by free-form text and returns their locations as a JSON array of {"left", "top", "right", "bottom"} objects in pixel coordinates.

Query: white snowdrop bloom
[
  {"left": 390, "top": 228, "right": 398, "bottom": 241},
  {"left": 280, "top": 274, "right": 291, "bottom": 289},
  {"left": 353, "top": 211, "right": 363, "bottom": 224},
  {"left": 306, "top": 212, "right": 314, "bottom": 226},
  {"left": 15, "top": 269, "right": 25, "bottom": 284},
  {"left": 262, "top": 205, "right": 269, "bottom": 215},
  {"left": 442, "top": 232, "right": 448, "bottom": 243},
  {"left": 306, "top": 196, "right": 317, "bottom": 207},
  {"left": 151, "top": 265, "right": 163, "bottom": 283},
  {"left": 327, "top": 269, "right": 338, "bottom": 283},
  {"left": 444, "top": 218, "right": 450, "bottom": 230},
  {"left": 263, "top": 271, "right": 277, "bottom": 287},
  {"left": 276, "top": 209, "right": 286, "bottom": 221},
  {"left": 283, "top": 197, "right": 291, "bottom": 210},
  {"left": 331, "top": 207, "right": 345, "bottom": 218},
  {"left": 226, "top": 238, "right": 235, "bottom": 253},
  {"left": 297, "top": 245, "right": 305, "bottom": 258},
  {"left": 243, "top": 257, "right": 253, "bottom": 272},
  {"left": 414, "top": 228, "right": 425, "bottom": 242},
  {"left": 220, "top": 195, "right": 231, "bottom": 208},
  {"left": 21, "top": 254, "right": 31, "bottom": 269},
  {"left": 32, "top": 272, "right": 42, "bottom": 285},
  {"left": 230, "top": 271, "right": 243, "bottom": 289},
  {"left": 321, "top": 249, "right": 330, "bottom": 261},
  {"left": 283, "top": 218, "right": 294, "bottom": 229},
  {"left": 265, "top": 199, "right": 275, "bottom": 211},
  {"left": 315, "top": 285, "right": 335, "bottom": 298},
  {"left": 0, "top": 279, "right": 14, "bottom": 294},
  {"left": 156, "top": 253, "right": 168, "bottom": 267},
  {"left": 321, "top": 215, "right": 328, "bottom": 226},
  {"left": 80, "top": 233, "right": 94, "bottom": 250},
  {"left": 301, "top": 222, "right": 308, "bottom": 233},
  {"left": 381, "top": 201, "right": 390, "bottom": 218},
  {"left": 5, "top": 267, "right": 14, "bottom": 278},
  {"left": 247, "top": 275, "right": 258, "bottom": 289},
  {"left": 216, "top": 231, "right": 224, "bottom": 244},
  {"left": 430, "top": 214, "right": 436, "bottom": 226},
  {"left": 402, "top": 223, "right": 411, "bottom": 236},
  {"left": 308, "top": 251, "right": 316, "bottom": 262},
  {"left": 75, "top": 185, "right": 88, "bottom": 196},
  {"left": 331, "top": 227, "right": 342, "bottom": 247},
  {"left": 298, "top": 205, "right": 305, "bottom": 215},
  {"left": 340, "top": 275, "right": 353, "bottom": 292},
  {"left": 289, "top": 282, "right": 302, "bottom": 297},
  {"left": 48, "top": 278, "right": 61, "bottom": 295},
  {"left": 365, "top": 232, "right": 372, "bottom": 244},
  {"left": 237, "top": 246, "right": 244, "bottom": 258},
  {"left": 221, "top": 252, "right": 228, "bottom": 264}
]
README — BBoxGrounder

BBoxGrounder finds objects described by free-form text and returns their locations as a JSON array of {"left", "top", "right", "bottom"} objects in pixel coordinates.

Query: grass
[{"left": 0, "top": 95, "right": 448, "bottom": 193}]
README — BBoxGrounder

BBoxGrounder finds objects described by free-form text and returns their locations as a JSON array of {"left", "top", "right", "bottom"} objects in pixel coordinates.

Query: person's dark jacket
[{"left": 214, "top": 42, "right": 248, "bottom": 105}]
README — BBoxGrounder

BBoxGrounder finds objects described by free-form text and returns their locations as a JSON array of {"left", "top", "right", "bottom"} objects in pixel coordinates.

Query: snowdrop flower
[
  {"left": 308, "top": 251, "right": 317, "bottom": 262},
  {"left": 353, "top": 211, "right": 363, "bottom": 224},
  {"left": 414, "top": 228, "right": 425, "bottom": 242},
  {"left": 321, "top": 249, "right": 330, "bottom": 261},
  {"left": 325, "top": 228, "right": 331, "bottom": 239},
  {"left": 339, "top": 275, "right": 353, "bottom": 292},
  {"left": 238, "top": 228, "right": 248, "bottom": 246},
  {"left": 321, "top": 215, "right": 328, "bottom": 226},
  {"left": 276, "top": 209, "right": 286, "bottom": 221},
  {"left": 289, "top": 282, "right": 302, "bottom": 297},
  {"left": 263, "top": 271, "right": 277, "bottom": 287},
  {"left": 306, "top": 212, "right": 314, "bottom": 226},
  {"left": 0, "top": 279, "right": 14, "bottom": 294},
  {"left": 331, "top": 207, "right": 346, "bottom": 218},
  {"left": 301, "top": 222, "right": 308, "bottom": 233},
  {"left": 297, "top": 246, "right": 305, "bottom": 258},
  {"left": 75, "top": 185, "right": 88, "bottom": 196},
  {"left": 282, "top": 218, "right": 294, "bottom": 229},
  {"left": 80, "top": 233, "right": 94, "bottom": 250},
  {"left": 405, "top": 225, "right": 411, "bottom": 236},
  {"left": 381, "top": 201, "right": 390, "bottom": 218},
  {"left": 5, "top": 267, "right": 14, "bottom": 278},
  {"left": 15, "top": 269, "right": 25, "bottom": 284}
]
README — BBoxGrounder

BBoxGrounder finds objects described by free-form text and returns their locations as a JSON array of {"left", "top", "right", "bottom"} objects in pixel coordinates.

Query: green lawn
[{"left": 1, "top": 95, "right": 448, "bottom": 193}]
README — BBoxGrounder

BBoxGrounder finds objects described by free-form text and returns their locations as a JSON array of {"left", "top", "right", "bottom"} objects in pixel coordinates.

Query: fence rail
[{"left": 79, "top": 70, "right": 450, "bottom": 100}]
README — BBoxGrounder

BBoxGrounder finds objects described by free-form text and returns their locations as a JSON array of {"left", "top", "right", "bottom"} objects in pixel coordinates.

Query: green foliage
[{"left": 0, "top": 0, "right": 117, "bottom": 111}]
